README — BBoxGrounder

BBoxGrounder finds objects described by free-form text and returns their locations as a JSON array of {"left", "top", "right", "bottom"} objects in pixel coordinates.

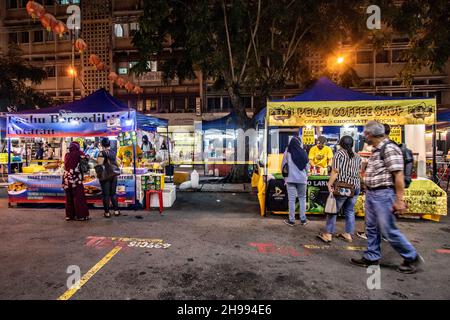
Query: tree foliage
[
  {"left": 133, "top": 0, "right": 369, "bottom": 128},
  {"left": 133, "top": 0, "right": 450, "bottom": 127},
  {"left": 0, "top": 46, "right": 55, "bottom": 112}
]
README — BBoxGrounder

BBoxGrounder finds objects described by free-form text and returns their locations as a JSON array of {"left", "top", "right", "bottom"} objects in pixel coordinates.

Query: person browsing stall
[
  {"left": 282, "top": 136, "right": 310, "bottom": 227},
  {"left": 309, "top": 136, "right": 333, "bottom": 174}
]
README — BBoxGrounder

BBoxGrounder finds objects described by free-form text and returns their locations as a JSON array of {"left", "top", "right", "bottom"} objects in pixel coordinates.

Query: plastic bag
[{"left": 325, "top": 193, "right": 337, "bottom": 214}]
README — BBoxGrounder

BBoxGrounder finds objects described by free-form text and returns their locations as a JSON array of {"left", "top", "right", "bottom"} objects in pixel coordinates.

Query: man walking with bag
[{"left": 350, "top": 121, "right": 424, "bottom": 274}]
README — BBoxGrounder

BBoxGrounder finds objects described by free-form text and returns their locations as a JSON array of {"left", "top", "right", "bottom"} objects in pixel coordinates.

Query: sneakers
[
  {"left": 350, "top": 257, "right": 380, "bottom": 268},
  {"left": 300, "top": 220, "right": 309, "bottom": 226},
  {"left": 284, "top": 219, "right": 295, "bottom": 227},
  {"left": 114, "top": 210, "right": 121, "bottom": 216},
  {"left": 397, "top": 254, "right": 424, "bottom": 274},
  {"left": 356, "top": 232, "right": 367, "bottom": 240}
]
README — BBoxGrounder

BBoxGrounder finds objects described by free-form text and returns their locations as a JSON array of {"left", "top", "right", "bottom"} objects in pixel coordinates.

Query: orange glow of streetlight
[
  {"left": 337, "top": 56, "right": 345, "bottom": 64},
  {"left": 67, "top": 66, "right": 77, "bottom": 77}
]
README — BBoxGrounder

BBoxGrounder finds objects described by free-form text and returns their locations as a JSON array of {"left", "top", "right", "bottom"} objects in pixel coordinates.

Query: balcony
[{"left": 132, "top": 72, "right": 179, "bottom": 86}]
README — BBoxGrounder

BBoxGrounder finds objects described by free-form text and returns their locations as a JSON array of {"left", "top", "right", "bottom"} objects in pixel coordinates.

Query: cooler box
[{"left": 150, "top": 183, "right": 176, "bottom": 208}]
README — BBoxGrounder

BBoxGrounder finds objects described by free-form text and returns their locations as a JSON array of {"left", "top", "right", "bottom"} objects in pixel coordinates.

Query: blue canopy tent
[
  {"left": 6, "top": 89, "right": 169, "bottom": 206},
  {"left": 202, "top": 112, "right": 240, "bottom": 131},
  {"left": 261, "top": 76, "right": 438, "bottom": 179}
]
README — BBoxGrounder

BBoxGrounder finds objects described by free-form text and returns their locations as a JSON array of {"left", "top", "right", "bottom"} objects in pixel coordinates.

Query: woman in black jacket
[{"left": 97, "top": 138, "right": 121, "bottom": 218}]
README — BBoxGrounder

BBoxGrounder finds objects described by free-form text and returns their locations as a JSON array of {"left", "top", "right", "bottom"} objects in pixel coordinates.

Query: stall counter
[
  {"left": 258, "top": 174, "right": 447, "bottom": 222},
  {"left": 7, "top": 173, "right": 136, "bottom": 206}
]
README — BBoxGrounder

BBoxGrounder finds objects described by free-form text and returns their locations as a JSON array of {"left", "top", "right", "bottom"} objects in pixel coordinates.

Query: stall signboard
[
  {"left": 8, "top": 174, "right": 136, "bottom": 204},
  {"left": 267, "top": 99, "right": 436, "bottom": 127},
  {"left": 6, "top": 111, "right": 136, "bottom": 138},
  {"left": 389, "top": 126, "right": 402, "bottom": 145},
  {"left": 302, "top": 128, "right": 315, "bottom": 145}
]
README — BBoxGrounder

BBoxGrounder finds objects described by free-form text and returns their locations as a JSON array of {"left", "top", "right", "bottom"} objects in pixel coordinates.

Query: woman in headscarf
[
  {"left": 63, "top": 141, "right": 90, "bottom": 221},
  {"left": 282, "top": 136, "right": 310, "bottom": 227}
]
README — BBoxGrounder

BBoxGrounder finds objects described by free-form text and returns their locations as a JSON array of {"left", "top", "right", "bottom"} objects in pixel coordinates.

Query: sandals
[
  {"left": 76, "top": 216, "right": 91, "bottom": 221},
  {"left": 337, "top": 233, "right": 353, "bottom": 243},
  {"left": 317, "top": 233, "right": 332, "bottom": 244}
]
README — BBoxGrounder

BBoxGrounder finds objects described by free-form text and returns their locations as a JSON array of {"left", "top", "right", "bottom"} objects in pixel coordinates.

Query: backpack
[
  {"left": 78, "top": 156, "right": 90, "bottom": 175},
  {"left": 380, "top": 141, "right": 414, "bottom": 188}
]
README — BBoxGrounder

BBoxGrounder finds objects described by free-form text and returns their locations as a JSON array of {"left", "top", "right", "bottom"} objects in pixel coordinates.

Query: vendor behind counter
[{"left": 308, "top": 135, "right": 333, "bottom": 174}]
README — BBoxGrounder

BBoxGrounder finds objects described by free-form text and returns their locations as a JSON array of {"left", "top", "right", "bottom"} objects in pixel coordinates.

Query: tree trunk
[{"left": 223, "top": 86, "right": 251, "bottom": 183}]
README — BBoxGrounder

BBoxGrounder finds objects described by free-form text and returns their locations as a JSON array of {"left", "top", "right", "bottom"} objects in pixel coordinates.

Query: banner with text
[
  {"left": 267, "top": 99, "right": 436, "bottom": 127},
  {"left": 8, "top": 174, "right": 136, "bottom": 204},
  {"left": 7, "top": 111, "right": 136, "bottom": 138}
]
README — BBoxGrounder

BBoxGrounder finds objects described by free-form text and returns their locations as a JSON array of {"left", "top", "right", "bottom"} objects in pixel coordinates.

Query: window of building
[
  {"left": 59, "top": 0, "right": 80, "bottom": 4},
  {"left": 241, "top": 96, "right": 252, "bottom": 109},
  {"left": 45, "top": 66, "right": 56, "bottom": 77},
  {"left": 129, "top": 23, "right": 139, "bottom": 37},
  {"left": 114, "top": 24, "right": 124, "bottom": 38},
  {"left": 34, "top": 30, "right": 44, "bottom": 43},
  {"left": 7, "top": 0, "right": 18, "bottom": 9},
  {"left": 129, "top": 61, "right": 138, "bottom": 69},
  {"left": 356, "top": 51, "right": 373, "bottom": 64},
  {"left": 429, "top": 79, "right": 444, "bottom": 85},
  {"left": 207, "top": 97, "right": 221, "bottom": 112},
  {"left": 20, "top": 32, "right": 29, "bottom": 44},
  {"left": 9, "top": 33, "right": 18, "bottom": 44},
  {"left": 428, "top": 91, "right": 442, "bottom": 104},
  {"left": 174, "top": 97, "right": 185, "bottom": 112},
  {"left": 222, "top": 97, "right": 231, "bottom": 110},
  {"left": 392, "top": 49, "right": 407, "bottom": 63},
  {"left": 147, "top": 61, "right": 158, "bottom": 72},
  {"left": 118, "top": 67, "right": 128, "bottom": 75},
  {"left": 46, "top": 31, "right": 54, "bottom": 42},
  {"left": 145, "top": 99, "right": 158, "bottom": 111},
  {"left": 187, "top": 97, "right": 195, "bottom": 112},
  {"left": 412, "top": 79, "right": 426, "bottom": 85},
  {"left": 376, "top": 50, "right": 389, "bottom": 63}
]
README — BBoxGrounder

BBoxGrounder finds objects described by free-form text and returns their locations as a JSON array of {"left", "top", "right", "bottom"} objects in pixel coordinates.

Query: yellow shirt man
[
  {"left": 309, "top": 138, "right": 333, "bottom": 168},
  {"left": 117, "top": 145, "right": 143, "bottom": 167}
]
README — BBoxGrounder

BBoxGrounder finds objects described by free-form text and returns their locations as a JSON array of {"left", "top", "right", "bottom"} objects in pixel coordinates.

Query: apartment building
[{"left": 1, "top": 1, "right": 448, "bottom": 118}]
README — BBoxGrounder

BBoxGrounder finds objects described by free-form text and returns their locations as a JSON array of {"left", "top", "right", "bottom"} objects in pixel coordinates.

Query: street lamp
[{"left": 337, "top": 56, "right": 345, "bottom": 65}]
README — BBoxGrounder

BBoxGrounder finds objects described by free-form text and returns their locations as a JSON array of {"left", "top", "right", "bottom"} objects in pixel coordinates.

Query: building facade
[{"left": 1, "top": 0, "right": 449, "bottom": 119}]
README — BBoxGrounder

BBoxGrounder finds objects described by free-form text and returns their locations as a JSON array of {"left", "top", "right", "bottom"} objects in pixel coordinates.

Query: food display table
[
  {"left": 7, "top": 173, "right": 136, "bottom": 206},
  {"left": 258, "top": 173, "right": 448, "bottom": 222}
]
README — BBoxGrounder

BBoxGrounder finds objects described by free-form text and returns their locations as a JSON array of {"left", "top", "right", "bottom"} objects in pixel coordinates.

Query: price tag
[
  {"left": 302, "top": 128, "right": 315, "bottom": 145},
  {"left": 390, "top": 126, "right": 402, "bottom": 145}
]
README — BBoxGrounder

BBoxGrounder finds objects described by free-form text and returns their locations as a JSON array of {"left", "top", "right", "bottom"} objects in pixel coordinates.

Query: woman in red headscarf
[{"left": 63, "top": 141, "right": 90, "bottom": 221}]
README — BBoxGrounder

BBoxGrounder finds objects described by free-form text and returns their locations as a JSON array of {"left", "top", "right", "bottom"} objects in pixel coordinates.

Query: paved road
[{"left": 0, "top": 190, "right": 449, "bottom": 300}]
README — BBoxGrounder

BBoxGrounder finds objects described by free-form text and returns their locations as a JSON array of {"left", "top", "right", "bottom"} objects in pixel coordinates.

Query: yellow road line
[{"left": 57, "top": 246, "right": 122, "bottom": 301}]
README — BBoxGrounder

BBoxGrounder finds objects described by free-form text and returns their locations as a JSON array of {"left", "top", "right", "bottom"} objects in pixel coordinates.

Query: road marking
[
  {"left": 57, "top": 246, "right": 122, "bottom": 301},
  {"left": 85, "top": 236, "right": 170, "bottom": 250},
  {"left": 249, "top": 243, "right": 310, "bottom": 257},
  {"left": 436, "top": 249, "right": 450, "bottom": 254},
  {"left": 303, "top": 244, "right": 365, "bottom": 251}
]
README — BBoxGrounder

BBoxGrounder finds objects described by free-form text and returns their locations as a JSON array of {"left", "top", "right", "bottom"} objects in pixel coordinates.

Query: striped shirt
[
  {"left": 332, "top": 149, "right": 362, "bottom": 188},
  {"left": 364, "top": 139, "right": 404, "bottom": 188}
]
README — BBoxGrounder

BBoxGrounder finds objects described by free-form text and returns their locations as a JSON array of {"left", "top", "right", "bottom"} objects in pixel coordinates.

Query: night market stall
[
  {"left": 5, "top": 89, "right": 171, "bottom": 208},
  {"left": 257, "top": 77, "right": 447, "bottom": 222}
]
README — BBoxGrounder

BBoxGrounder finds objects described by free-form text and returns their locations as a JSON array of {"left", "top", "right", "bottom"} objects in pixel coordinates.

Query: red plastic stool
[{"left": 146, "top": 190, "right": 164, "bottom": 214}]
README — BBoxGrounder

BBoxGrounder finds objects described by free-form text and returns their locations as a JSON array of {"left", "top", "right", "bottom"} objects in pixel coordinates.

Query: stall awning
[
  {"left": 267, "top": 77, "right": 437, "bottom": 127},
  {"left": 438, "top": 110, "right": 450, "bottom": 123},
  {"left": 13, "top": 88, "right": 130, "bottom": 114},
  {"left": 202, "top": 112, "right": 240, "bottom": 131},
  {"left": 6, "top": 89, "right": 137, "bottom": 138}
]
